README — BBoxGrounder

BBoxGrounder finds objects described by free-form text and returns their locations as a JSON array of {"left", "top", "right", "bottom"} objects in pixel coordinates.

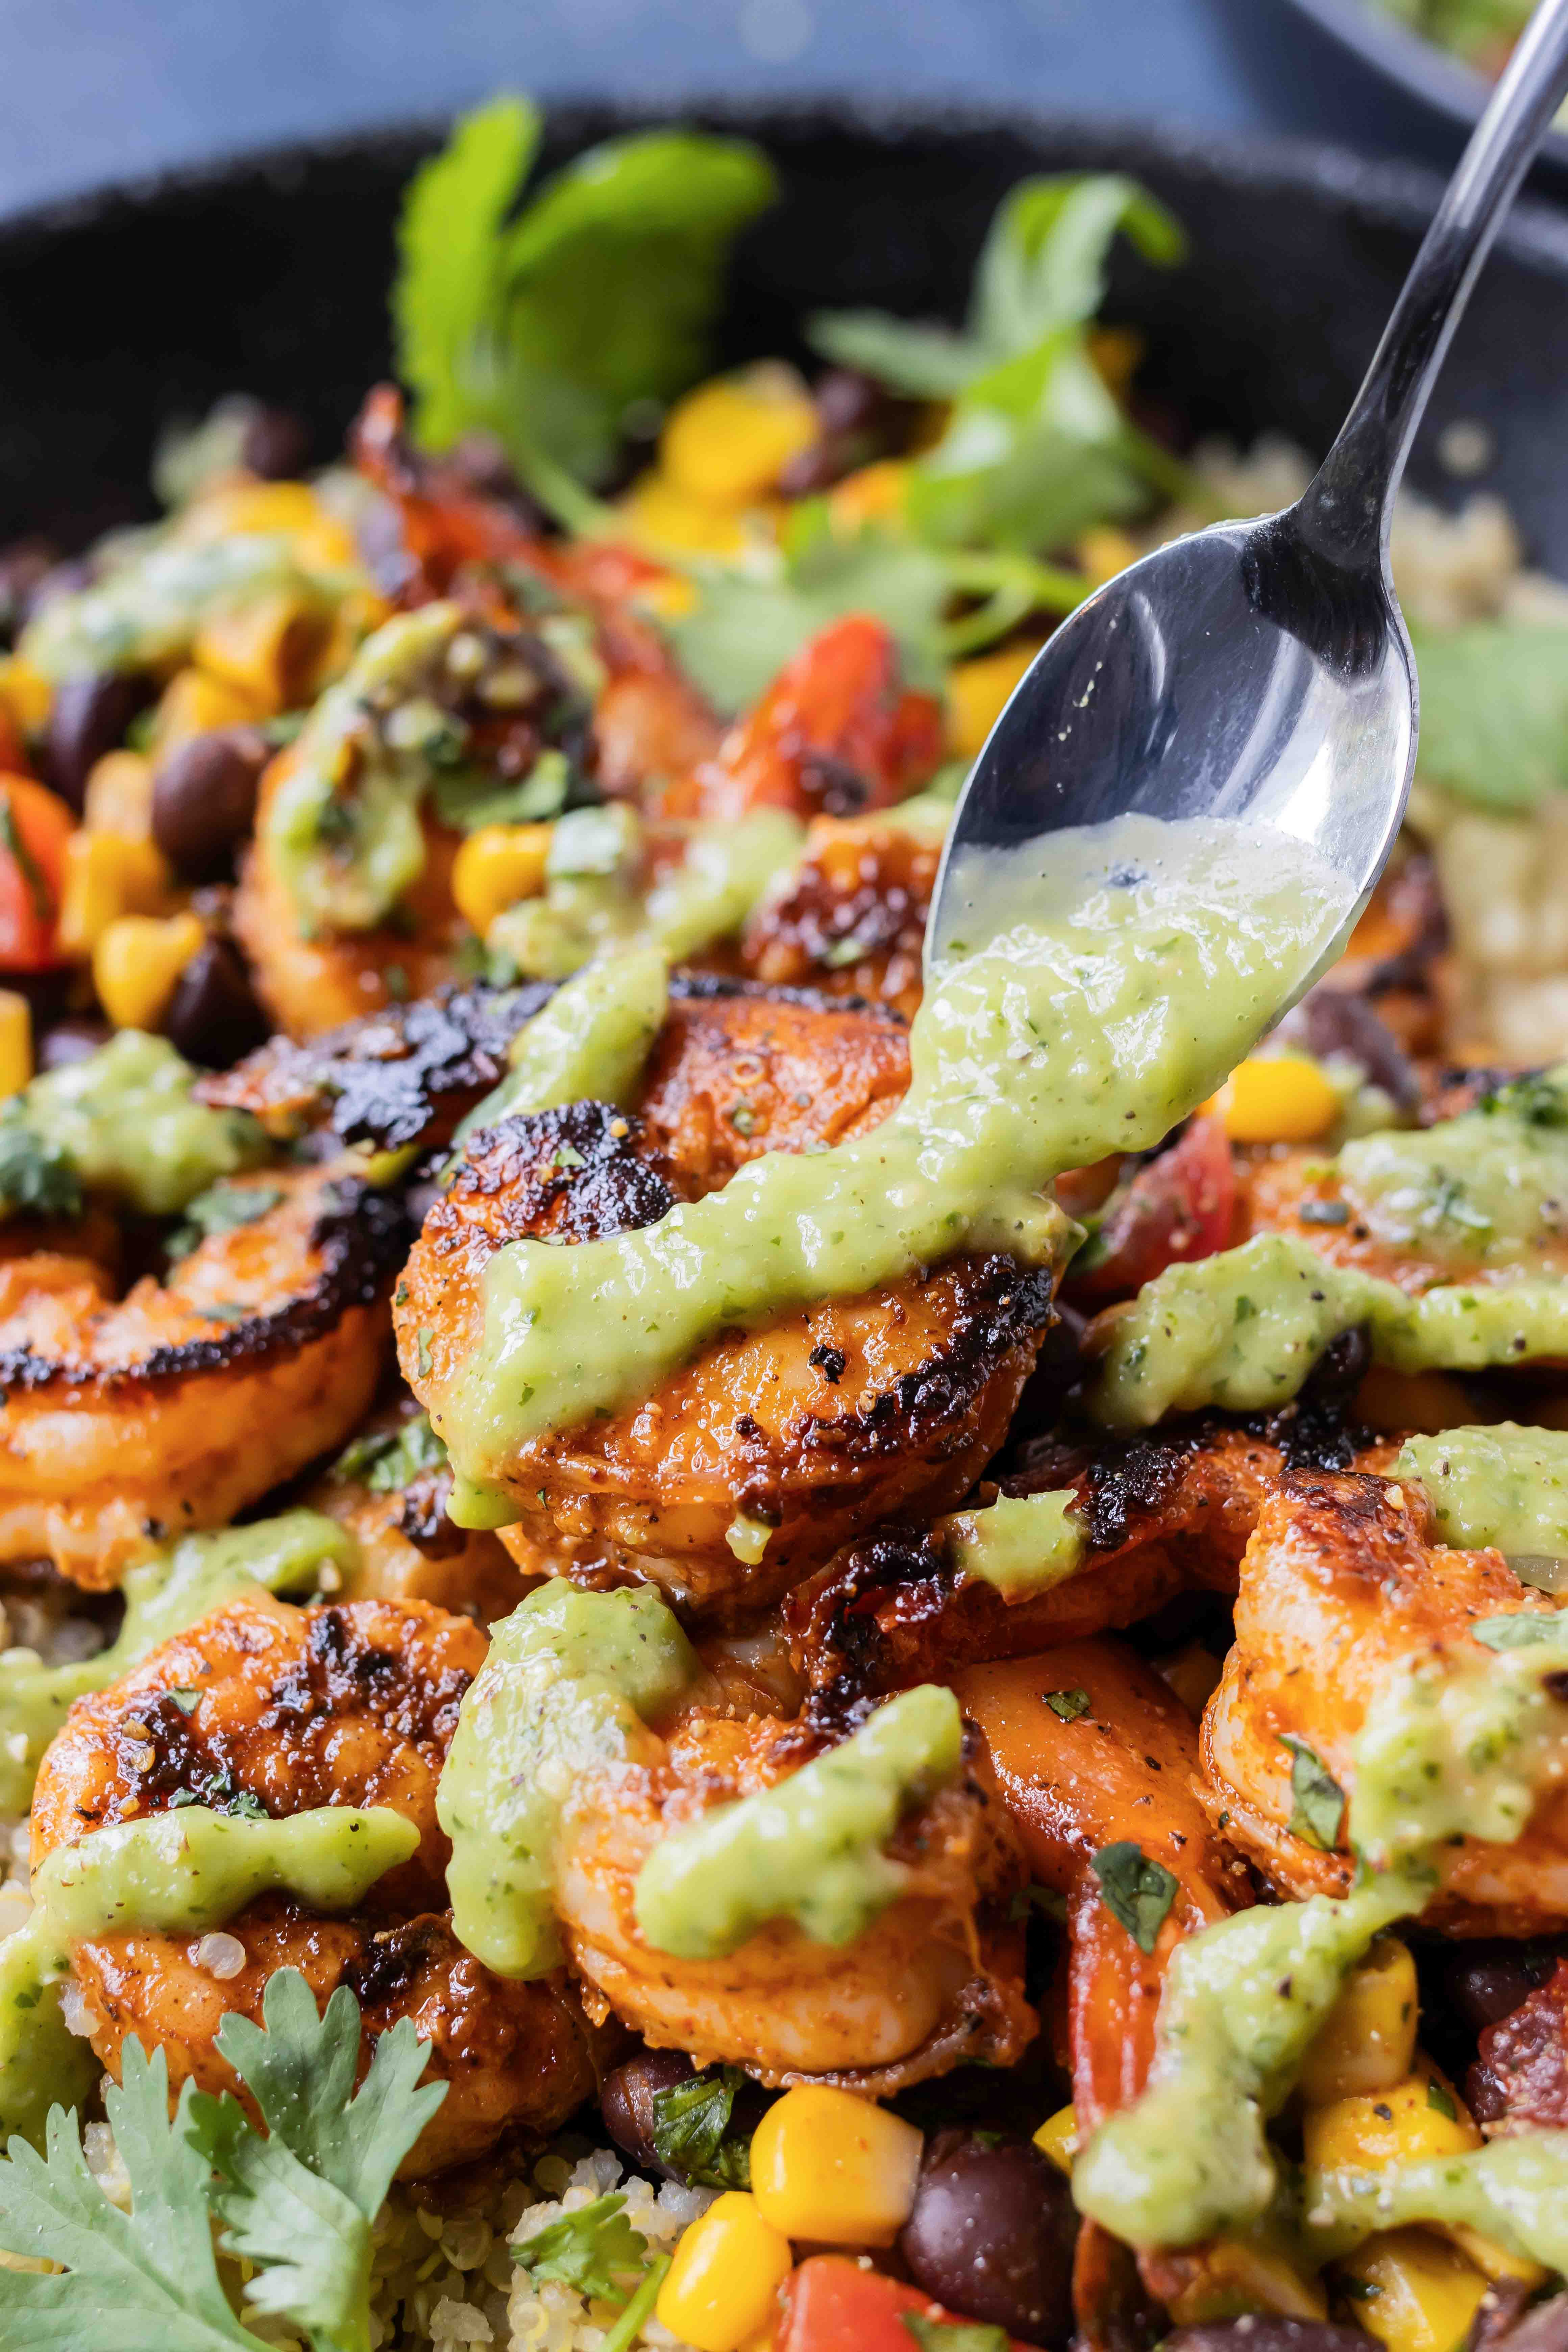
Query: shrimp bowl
[{"left": 7, "top": 96, "right": 1568, "bottom": 2352}]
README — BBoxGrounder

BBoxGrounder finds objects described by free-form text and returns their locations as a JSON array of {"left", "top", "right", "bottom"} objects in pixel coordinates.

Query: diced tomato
[
  {"left": 0, "top": 774, "right": 73, "bottom": 971},
  {"left": 778, "top": 2256, "right": 1040, "bottom": 2352},
  {"left": 1066, "top": 1113, "right": 1235, "bottom": 1303},
  {"left": 679, "top": 613, "right": 946, "bottom": 822}
]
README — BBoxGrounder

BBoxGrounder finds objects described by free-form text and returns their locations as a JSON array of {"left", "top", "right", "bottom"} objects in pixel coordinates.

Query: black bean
[
  {"left": 43, "top": 672, "right": 155, "bottom": 812},
  {"left": 162, "top": 936, "right": 268, "bottom": 1069},
  {"left": 599, "top": 2049, "right": 695, "bottom": 2175},
  {"left": 1166, "top": 2327, "right": 1372, "bottom": 2352},
  {"left": 1467, "top": 2285, "right": 1568, "bottom": 2352},
  {"left": 238, "top": 404, "right": 312, "bottom": 482},
  {"left": 898, "top": 2129, "right": 1077, "bottom": 2345},
  {"left": 0, "top": 538, "right": 58, "bottom": 645},
  {"left": 151, "top": 728, "right": 269, "bottom": 881},
  {"left": 37, "top": 1016, "right": 111, "bottom": 1072},
  {"left": 1436, "top": 1938, "right": 1565, "bottom": 2034},
  {"left": 1277, "top": 984, "right": 1422, "bottom": 1117}
]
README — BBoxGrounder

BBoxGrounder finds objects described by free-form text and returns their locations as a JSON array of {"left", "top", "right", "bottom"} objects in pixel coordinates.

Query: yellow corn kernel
[
  {"left": 149, "top": 665, "right": 261, "bottom": 756},
  {"left": 1337, "top": 2228, "right": 1489, "bottom": 2352},
  {"left": 654, "top": 2192, "right": 792, "bottom": 2352},
  {"left": 451, "top": 824, "right": 553, "bottom": 936},
  {"left": 827, "top": 459, "right": 911, "bottom": 532},
  {"left": 661, "top": 366, "right": 818, "bottom": 508},
  {"left": 1034, "top": 2103, "right": 1078, "bottom": 2175},
  {"left": 1448, "top": 2230, "right": 1547, "bottom": 2289},
  {"left": 1078, "top": 524, "right": 1140, "bottom": 587},
  {"left": 179, "top": 478, "right": 321, "bottom": 544},
  {"left": 82, "top": 751, "right": 155, "bottom": 843},
  {"left": 1299, "top": 1939, "right": 1419, "bottom": 2106},
  {"left": 1088, "top": 324, "right": 1144, "bottom": 396},
  {"left": 193, "top": 591, "right": 330, "bottom": 712},
  {"left": 749, "top": 2084, "right": 922, "bottom": 2247},
  {"left": 56, "top": 831, "right": 173, "bottom": 958},
  {"left": 948, "top": 640, "right": 1047, "bottom": 763},
  {"left": 1167, "top": 2238, "right": 1328, "bottom": 2325},
  {"left": 1206, "top": 1051, "right": 1340, "bottom": 1145},
  {"left": 621, "top": 469, "right": 751, "bottom": 558},
  {"left": 1303, "top": 2059, "right": 1478, "bottom": 2177},
  {"left": 0, "top": 657, "right": 50, "bottom": 737},
  {"left": 92, "top": 910, "right": 205, "bottom": 1032},
  {"left": 0, "top": 991, "right": 32, "bottom": 1099}
]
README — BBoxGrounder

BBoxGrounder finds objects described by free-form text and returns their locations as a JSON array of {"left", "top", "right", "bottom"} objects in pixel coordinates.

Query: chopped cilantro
[
  {"left": 650, "top": 2066, "right": 753, "bottom": 2190},
  {"left": 512, "top": 2191, "right": 650, "bottom": 2301},
  {"left": 0, "top": 1116, "right": 81, "bottom": 1218},
  {"left": 1426, "top": 2076, "right": 1458, "bottom": 2120},
  {"left": 1044, "top": 1687, "right": 1091, "bottom": 1722},
  {"left": 1280, "top": 1733, "right": 1346, "bottom": 1852},
  {"left": 0, "top": 789, "right": 52, "bottom": 925},
  {"left": 902, "top": 2318, "right": 1010, "bottom": 2352},
  {"left": 333, "top": 1413, "right": 447, "bottom": 1493},
  {"left": 1090, "top": 1841, "right": 1178, "bottom": 1953}
]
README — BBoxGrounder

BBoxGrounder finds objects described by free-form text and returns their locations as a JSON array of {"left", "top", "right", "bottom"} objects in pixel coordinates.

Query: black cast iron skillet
[{"left": 2, "top": 102, "right": 1568, "bottom": 571}]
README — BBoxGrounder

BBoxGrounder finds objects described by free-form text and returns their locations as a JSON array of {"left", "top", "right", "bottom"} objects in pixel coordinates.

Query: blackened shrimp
[
  {"left": 0, "top": 1165, "right": 403, "bottom": 1587},
  {"left": 29, "top": 1591, "right": 606, "bottom": 2174},
  {"left": 555, "top": 1685, "right": 1033, "bottom": 2090},
  {"left": 309, "top": 1397, "right": 528, "bottom": 1622},
  {"left": 1203, "top": 1465, "right": 1568, "bottom": 1930},
  {"left": 739, "top": 808, "right": 942, "bottom": 1018},
  {"left": 398, "top": 983, "right": 1057, "bottom": 1614}
]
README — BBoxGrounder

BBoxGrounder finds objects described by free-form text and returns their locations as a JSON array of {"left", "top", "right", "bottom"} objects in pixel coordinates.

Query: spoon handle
[{"left": 1297, "top": 0, "right": 1568, "bottom": 569}]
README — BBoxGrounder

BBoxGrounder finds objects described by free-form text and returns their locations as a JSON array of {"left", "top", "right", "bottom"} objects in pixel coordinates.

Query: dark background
[{"left": 0, "top": 0, "right": 1504, "bottom": 220}]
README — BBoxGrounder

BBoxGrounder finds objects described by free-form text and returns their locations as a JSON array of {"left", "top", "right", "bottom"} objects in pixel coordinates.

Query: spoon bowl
[
  {"left": 927, "top": 504, "right": 1415, "bottom": 1000},
  {"left": 929, "top": 0, "right": 1568, "bottom": 1015}
]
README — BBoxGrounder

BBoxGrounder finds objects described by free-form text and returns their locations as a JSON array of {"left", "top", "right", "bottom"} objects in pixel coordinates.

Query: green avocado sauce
[
  {"left": 939, "top": 1487, "right": 1085, "bottom": 1599},
  {"left": 0, "top": 1509, "right": 353, "bottom": 1815},
  {"left": 487, "top": 805, "right": 806, "bottom": 983},
  {"left": 1398, "top": 1423, "right": 1568, "bottom": 1565},
  {"left": 1334, "top": 1063, "right": 1568, "bottom": 1272},
  {"left": 633, "top": 1682, "right": 963, "bottom": 1957},
  {"left": 19, "top": 532, "right": 345, "bottom": 682},
  {"left": 1090, "top": 1232, "right": 1568, "bottom": 1429},
  {"left": 267, "top": 602, "right": 461, "bottom": 936},
  {"left": 450, "top": 944, "right": 671, "bottom": 1156},
  {"left": 437, "top": 1584, "right": 699, "bottom": 1977},
  {"left": 0, "top": 1030, "right": 267, "bottom": 1221},
  {"left": 0, "top": 1802, "right": 413, "bottom": 2148},
  {"left": 1074, "top": 1607, "right": 1568, "bottom": 2263},
  {"left": 439, "top": 815, "right": 1351, "bottom": 1522}
]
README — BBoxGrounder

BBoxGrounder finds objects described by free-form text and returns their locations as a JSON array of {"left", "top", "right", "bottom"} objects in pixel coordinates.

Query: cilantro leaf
[
  {"left": 166, "top": 1179, "right": 284, "bottom": 1262},
  {"left": 1044, "top": 1687, "right": 1091, "bottom": 1722},
  {"left": 395, "top": 98, "right": 777, "bottom": 500},
  {"left": 811, "top": 174, "right": 1187, "bottom": 559},
  {"left": 1411, "top": 619, "right": 1568, "bottom": 812},
  {"left": 512, "top": 2190, "right": 650, "bottom": 2300},
  {"left": 1090, "top": 1839, "right": 1179, "bottom": 1953},
  {"left": 1280, "top": 1733, "right": 1347, "bottom": 1852},
  {"left": 332, "top": 1411, "right": 447, "bottom": 1493},
  {"left": 650, "top": 2065, "right": 753, "bottom": 2190},
  {"left": 812, "top": 173, "right": 1183, "bottom": 393},
  {"left": 0, "top": 2040, "right": 261, "bottom": 2350},
  {"left": 666, "top": 508, "right": 950, "bottom": 714},
  {"left": 0, "top": 1115, "right": 81, "bottom": 1218},
  {"left": 183, "top": 1970, "right": 447, "bottom": 2352}
]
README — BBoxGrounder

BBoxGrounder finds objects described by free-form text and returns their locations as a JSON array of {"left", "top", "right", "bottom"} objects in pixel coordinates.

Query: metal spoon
[{"left": 927, "top": 0, "right": 1568, "bottom": 1010}]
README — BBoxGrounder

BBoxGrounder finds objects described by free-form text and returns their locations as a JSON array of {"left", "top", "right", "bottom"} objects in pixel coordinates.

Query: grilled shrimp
[
  {"left": 955, "top": 1640, "right": 1245, "bottom": 2134},
  {"left": 555, "top": 1686, "right": 1034, "bottom": 2090},
  {"left": 235, "top": 773, "right": 469, "bottom": 1039},
  {"left": 790, "top": 1399, "right": 1399, "bottom": 1704},
  {"left": 0, "top": 1165, "right": 403, "bottom": 1587},
  {"left": 657, "top": 615, "right": 946, "bottom": 824},
  {"left": 399, "top": 983, "right": 1057, "bottom": 1613},
  {"left": 1203, "top": 1465, "right": 1568, "bottom": 1929},
  {"left": 30, "top": 1590, "right": 605, "bottom": 2174},
  {"left": 739, "top": 808, "right": 941, "bottom": 1018},
  {"left": 308, "top": 1398, "right": 528, "bottom": 1621}
]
